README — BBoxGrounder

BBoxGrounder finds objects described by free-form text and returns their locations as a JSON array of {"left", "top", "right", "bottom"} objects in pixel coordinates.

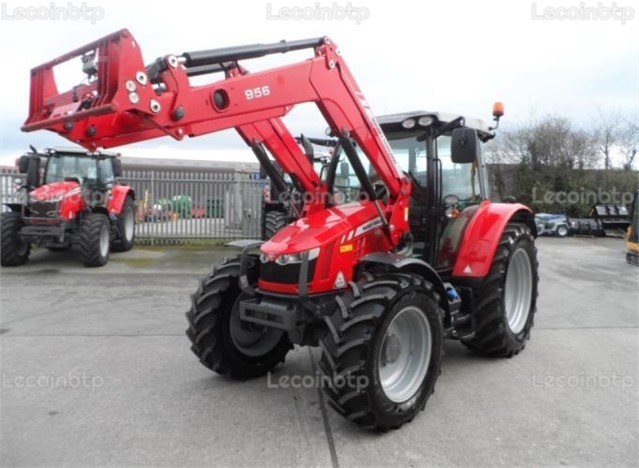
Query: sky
[{"left": 0, "top": 0, "right": 637, "bottom": 166}]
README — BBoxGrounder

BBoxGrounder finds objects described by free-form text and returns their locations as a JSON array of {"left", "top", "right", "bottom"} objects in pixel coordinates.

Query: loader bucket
[{"left": 21, "top": 29, "right": 155, "bottom": 148}]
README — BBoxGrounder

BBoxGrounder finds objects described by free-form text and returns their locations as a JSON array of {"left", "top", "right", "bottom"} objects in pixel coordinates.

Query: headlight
[
  {"left": 418, "top": 116, "right": 434, "bottom": 127},
  {"left": 30, "top": 195, "right": 62, "bottom": 203},
  {"left": 262, "top": 247, "right": 320, "bottom": 265},
  {"left": 401, "top": 118, "right": 416, "bottom": 129}
]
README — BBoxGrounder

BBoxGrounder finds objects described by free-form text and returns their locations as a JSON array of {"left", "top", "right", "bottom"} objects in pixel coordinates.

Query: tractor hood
[
  {"left": 29, "top": 181, "right": 81, "bottom": 201},
  {"left": 262, "top": 201, "right": 380, "bottom": 258}
]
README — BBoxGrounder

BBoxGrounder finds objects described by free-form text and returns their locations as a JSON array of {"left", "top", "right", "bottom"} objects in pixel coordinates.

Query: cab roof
[
  {"left": 34, "top": 147, "right": 120, "bottom": 158},
  {"left": 377, "top": 111, "right": 494, "bottom": 142}
]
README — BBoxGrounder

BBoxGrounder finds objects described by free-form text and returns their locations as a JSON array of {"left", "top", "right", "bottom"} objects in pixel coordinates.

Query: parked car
[{"left": 535, "top": 213, "right": 570, "bottom": 237}]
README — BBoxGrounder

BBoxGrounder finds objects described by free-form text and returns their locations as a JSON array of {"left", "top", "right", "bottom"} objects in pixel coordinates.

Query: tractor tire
[
  {"left": 462, "top": 222, "right": 539, "bottom": 357},
  {"left": 1, "top": 212, "right": 30, "bottom": 266},
  {"left": 319, "top": 273, "right": 443, "bottom": 431},
  {"left": 78, "top": 213, "right": 111, "bottom": 267},
  {"left": 186, "top": 256, "right": 293, "bottom": 379},
  {"left": 111, "top": 197, "right": 135, "bottom": 252},
  {"left": 264, "top": 210, "right": 288, "bottom": 240}
]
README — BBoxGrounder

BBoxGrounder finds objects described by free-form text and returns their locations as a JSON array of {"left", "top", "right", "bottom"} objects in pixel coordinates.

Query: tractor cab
[
  {"left": 43, "top": 151, "right": 117, "bottom": 188},
  {"left": 19, "top": 147, "right": 123, "bottom": 192},
  {"left": 327, "top": 108, "right": 500, "bottom": 268}
]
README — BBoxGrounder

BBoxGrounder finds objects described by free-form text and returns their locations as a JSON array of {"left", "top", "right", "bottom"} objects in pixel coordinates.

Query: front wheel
[
  {"left": 1, "top": 212, "right": 30, "bottom": 266},
  {"left": 463, "top": 222, "right": 539, "bottom": 357},
  {"left": 186, "top": 256, "right": 293, "bottom": 379},
  {"left": 78, "top": 213, "right": 110, "bottom": 267},
  {"left": 319, "top": 273, "right": 443, "bottom": 431}
]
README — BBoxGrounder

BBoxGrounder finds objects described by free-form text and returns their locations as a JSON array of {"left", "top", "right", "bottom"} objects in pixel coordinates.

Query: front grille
[
  {"left": 29, "top": 200, "right": 59, "bottom": 218},
  {"left": 261, "top": 259, "right": 317, "bottom": 284}
]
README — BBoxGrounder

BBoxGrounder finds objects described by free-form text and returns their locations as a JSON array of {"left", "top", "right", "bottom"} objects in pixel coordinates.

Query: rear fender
[
  {"left": 108, "top": 186, "right": 135, "bottom": 215},
  {"left": 452, "top": 201, "right": 535, "bottom": 279}
]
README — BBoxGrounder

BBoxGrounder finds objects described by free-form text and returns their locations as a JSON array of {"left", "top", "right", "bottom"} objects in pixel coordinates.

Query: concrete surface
[{"left": 1, "top": 237, "right": 637, "bottom": 467}]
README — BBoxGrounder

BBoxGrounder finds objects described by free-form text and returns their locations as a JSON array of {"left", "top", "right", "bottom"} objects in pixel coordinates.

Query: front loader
[{"left": 23, "top": 30, "right": 539, "bottom": 431}]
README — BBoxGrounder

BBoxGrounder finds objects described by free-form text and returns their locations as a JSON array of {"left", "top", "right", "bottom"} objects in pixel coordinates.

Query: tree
[
  {"left": 619, "top": 118, "right": 638, "bottom": 171},
  {"left": 593, "top": 108, "right": 638, "bottom": 170}
]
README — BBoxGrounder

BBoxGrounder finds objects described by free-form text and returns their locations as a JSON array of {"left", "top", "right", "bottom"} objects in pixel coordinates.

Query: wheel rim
[
  {"left": 558, "top": 226, "right": 567, "bottom": 236},
  {"left": 99, "top": 224, "right": 109, "bottom": 258},
  {"left": 230, "top": 296, "right": 283, "bottom": 357},
  {"left": 504, "top": 248, "right": 533, "bottom": 334},
  {"left": 378, "top": 306, "right": 432, "bottom": 403},
  {"left": 123, "top": 207, "right": 134, "bottom": 241}
]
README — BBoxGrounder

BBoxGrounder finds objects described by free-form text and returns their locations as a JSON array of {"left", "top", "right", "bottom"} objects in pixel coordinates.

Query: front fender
[
  {"left": 108, "top": 186, "right": 135, "bottom": 215},
  {"left": 452, "top": 201, "right": 535, "bottom": 278},
  {"left": 358, "top": 252, "right": 449, "bottom": 313}
]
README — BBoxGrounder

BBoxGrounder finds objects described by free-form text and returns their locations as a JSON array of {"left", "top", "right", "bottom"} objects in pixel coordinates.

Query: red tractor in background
[
  {"left": 22, "top": 30, "right": 539, "bottom": 431},
  {"left": 1, "top": 148, "right": 135, "bottom": 267}
]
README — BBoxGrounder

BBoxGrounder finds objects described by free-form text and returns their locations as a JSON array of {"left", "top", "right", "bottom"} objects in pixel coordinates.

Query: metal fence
[{"left": 0, "top": 167, "right": 266, "bottom": 244}]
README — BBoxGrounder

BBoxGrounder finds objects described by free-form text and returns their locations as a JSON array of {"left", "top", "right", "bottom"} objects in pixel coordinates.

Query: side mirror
[
  {"left": 451, "top": 127, "right": 480, "bottom": 164},
  {"left": 113, "top": 158, "right": 123, "bottom": 177},
  {"left": 259, "top": 164, "right": 268, "bottom": 180},
  {"left": 17, "top": 155, "right": 29, "bottom": 173},
  {"left": 26, "top": 156, "right": 41, "bottom": 190}
]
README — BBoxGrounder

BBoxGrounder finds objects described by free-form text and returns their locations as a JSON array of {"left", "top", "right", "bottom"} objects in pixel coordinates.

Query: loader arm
[{"left": 22, "top": 30, "right": 409, "bottom": 216}]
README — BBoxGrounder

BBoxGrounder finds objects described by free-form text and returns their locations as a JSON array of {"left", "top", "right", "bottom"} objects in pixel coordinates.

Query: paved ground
[{"left": 1, "top": 237, "right": 637, "bottom": 467}]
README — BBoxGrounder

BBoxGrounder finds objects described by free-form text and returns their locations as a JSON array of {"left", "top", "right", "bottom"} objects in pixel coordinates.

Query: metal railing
[{"left": 0, "top": 167, "right": 266, "bottom": 244}]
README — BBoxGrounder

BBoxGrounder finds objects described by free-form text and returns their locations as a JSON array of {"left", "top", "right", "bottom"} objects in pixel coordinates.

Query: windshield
[
  {"left": 45, "top": 155, "right": 99, "bottom": 185},
  {"left": 387, "top": 134, "right": 477, "bottom": 202},
  {"left": 387, "top": 136, "right": 427, "bottom": 185}
]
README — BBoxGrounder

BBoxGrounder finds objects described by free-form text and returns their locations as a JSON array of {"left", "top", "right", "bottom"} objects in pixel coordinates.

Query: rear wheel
[
  {"left": 78, "top": 213, "right": 110, "bottom": 267},
  {"left": 264, "top": 210, "right": 288, "bottom": 240},
  {"left": 556, "top": 225, "right": 568, "bottom": 237},
  {"left": 186, "top": 256, "right": 293, "bottom": 379},
  {"left": 1, "top": 212, "right": 30, "bottom": 266},
  {"left": 112, "top": 197, "right": 135, "bottom": 252},
  {"left": 319, "top": 273, "right": 443, "bottom": 431},
  {"left": 463, "top": 222, "right": 538, "bottom": 357}
]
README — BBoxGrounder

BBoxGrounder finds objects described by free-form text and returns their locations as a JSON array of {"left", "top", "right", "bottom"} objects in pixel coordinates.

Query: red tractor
[
  {"left": 23, "top": 30, "right": 538, "bottom": 430},
  {"left": 1, "top": 148, "right": 135, "bottom": 267}
]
